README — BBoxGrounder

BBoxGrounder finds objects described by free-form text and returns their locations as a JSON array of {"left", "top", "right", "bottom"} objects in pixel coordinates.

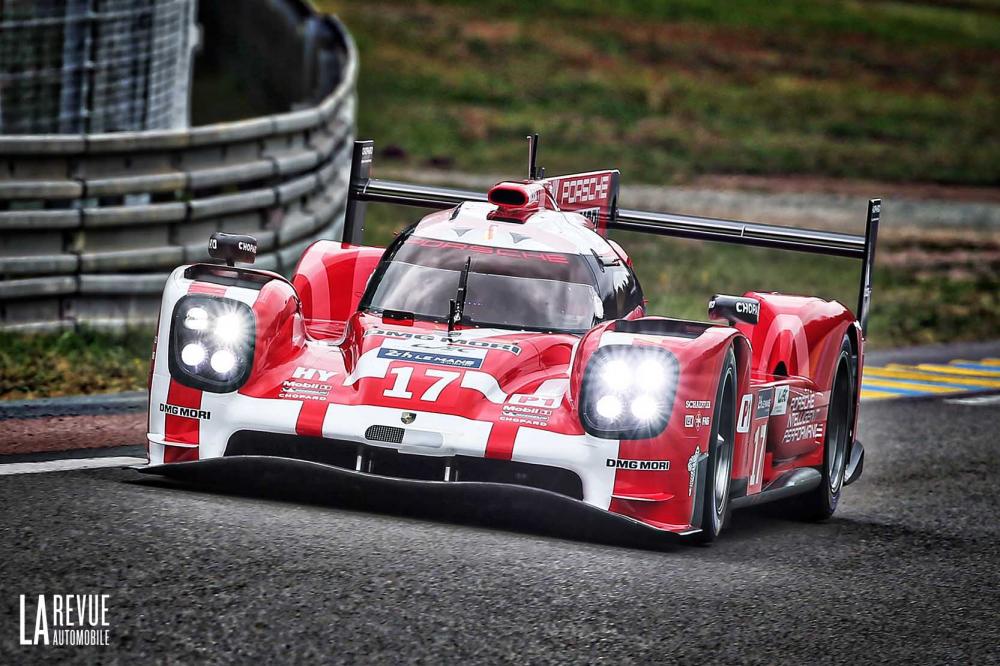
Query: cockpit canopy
[{"left": 360, "top": 227, "right": 644, "bottom": 334}]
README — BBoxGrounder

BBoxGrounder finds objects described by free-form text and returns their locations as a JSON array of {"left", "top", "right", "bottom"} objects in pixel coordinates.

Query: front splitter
[{"left": 133, "top": 455, "right": 691, "bottom": 546}]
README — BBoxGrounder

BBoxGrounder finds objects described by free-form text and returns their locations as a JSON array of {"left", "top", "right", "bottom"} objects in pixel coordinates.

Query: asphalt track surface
[{"left": 1, "top": 392, "right": 998, "bottom": 663}]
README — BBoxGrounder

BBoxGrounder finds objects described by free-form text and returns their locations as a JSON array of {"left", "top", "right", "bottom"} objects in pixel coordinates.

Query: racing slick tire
[
  {"left": 694, "top": 347, "right": 738, "bottom": 543},
  {"left": 789, "top": 334, "right": 854, "bottom": 521}
]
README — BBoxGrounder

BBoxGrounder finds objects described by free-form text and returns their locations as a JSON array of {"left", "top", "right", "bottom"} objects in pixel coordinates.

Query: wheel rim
[
  {"left": 826, "top": 362, "right": 850, "bottom": 494},
  {"left": 714, "top": 432, "right": 731, "bottom": 516},
  {"left": 713, "top": 374, "right": 735, "bottom": 520}
]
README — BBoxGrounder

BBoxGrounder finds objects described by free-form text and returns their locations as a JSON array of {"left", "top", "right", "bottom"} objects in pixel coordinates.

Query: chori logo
[{"left": 19, "top": 594, "right": 111, "bottom": 646}]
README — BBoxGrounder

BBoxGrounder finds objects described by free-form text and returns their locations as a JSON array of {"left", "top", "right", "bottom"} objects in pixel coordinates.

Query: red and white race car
[{"left": 139, "top": 137, "right": 880, "bottom": 541}]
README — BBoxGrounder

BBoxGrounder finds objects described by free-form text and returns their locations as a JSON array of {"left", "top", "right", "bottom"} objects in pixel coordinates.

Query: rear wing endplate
[{"left": 343, "top": 140, "right": 881, "bottom": 337}]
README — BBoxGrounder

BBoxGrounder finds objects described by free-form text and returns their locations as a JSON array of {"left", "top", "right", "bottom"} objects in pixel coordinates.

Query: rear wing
[{"left": 343, "top": 139, "right": 881, "bottom": 337}]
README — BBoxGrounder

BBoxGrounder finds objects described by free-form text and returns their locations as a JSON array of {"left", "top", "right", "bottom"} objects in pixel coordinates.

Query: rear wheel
[
  {"left": 695, "top": 348, "right": 737, "bottom": 543},
  {"left": 792, "top": 334, "right": 854, "bottom": 520}
]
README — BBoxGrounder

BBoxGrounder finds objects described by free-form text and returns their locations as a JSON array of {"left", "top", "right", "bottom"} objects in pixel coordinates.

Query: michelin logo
[{"left": 606, "top": 459, "right": 670, "bottom": 471}]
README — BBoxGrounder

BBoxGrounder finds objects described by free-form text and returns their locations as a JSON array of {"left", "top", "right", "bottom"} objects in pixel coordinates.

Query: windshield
[{"left": 361, "top": 235, "right": 602, "bottom": 333}]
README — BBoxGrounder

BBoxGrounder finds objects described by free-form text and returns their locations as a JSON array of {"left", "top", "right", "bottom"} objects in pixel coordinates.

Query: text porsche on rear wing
[{"left": 342, "top": 138, "right": 881, "bottom": 336}]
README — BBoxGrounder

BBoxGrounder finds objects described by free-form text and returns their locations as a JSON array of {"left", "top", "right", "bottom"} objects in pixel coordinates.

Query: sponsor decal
[
  {"left": 280, "top": 386, "right": 329, "bottom": 401},
  {"left": 558, "top": 174, "right": 611, "bottom": 205},
  {"left": 19, "top": 594, "right": 111, "bottom": 647},
  {"left": 771, "top": 385, "right": 789, "bottom": 416},
  {"left": 237, "top": 241, "right": 257, "bottom": 255},
  {"left": 687, "top": 446, "right": 702, "bottom": 496},
  {"left": 684, "top": 413, "right": 712, "bottom": 429},
  {"left": 367, "top": 328, "right": 521, "bottom": 355},
  {"left": 685, "top": 400, "right": 712, "bottom": 410},
  {"left": 736, "top": 394, "right": 753, "bottom": 433},
  {"left": 576, "top": 207, "right": 600, "bottom": 225},
  {"left": 159, "top": 403, "right": 210, "bottom": 420},
  {"left": 782, "top": 423, "right": 824, "bottom": 443},
  {"left": 781, "top": 391, "right": 825, "bottom": 443},
  {"left": 280, "top": 370, "right": 335, "bottom": 400},
  {"left": 500, "top": 403, "right": 553, "bottom": 427},
  {"left": 292, "top": 367, "right": 337, "bottom": 382},
  {"left": 755, "top": 388, "right": 774, "bottom": 419},
  {"left": 736, "top": 300, "right": 759, "bottom": 317},
  {"left": 281, "top": 380, "right": 330, "bottom": 392},
  {"left": 749, "top": 423, "right": 768, "bottom": 487},
  {"left": 377, "top": 347, "right": 483, "bottom": 369},
  {"left": 280, "top": 388, "right": 328, "bottom": 397},
  {"left": 508, "top": 393, "right": 560, "bottom": 409},
  {"left": 606, "top": 458, "right": 670, "bottom": 471}
]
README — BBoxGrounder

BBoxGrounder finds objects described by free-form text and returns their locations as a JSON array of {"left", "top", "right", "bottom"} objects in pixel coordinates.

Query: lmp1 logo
[{"left": 159, "top": 403, "right": 211, "bottom": 420}]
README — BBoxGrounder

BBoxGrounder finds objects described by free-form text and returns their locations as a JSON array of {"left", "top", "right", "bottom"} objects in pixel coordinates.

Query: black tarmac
[{"left": 1, "top": 392, "right": 998, "bottom": 663}]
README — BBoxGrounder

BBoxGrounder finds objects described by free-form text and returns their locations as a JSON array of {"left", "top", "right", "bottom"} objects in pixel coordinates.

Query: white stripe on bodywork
[
  {"left": 510, "top": 427, "right": 619, "bottom": 510},
  {"left": 598, "top": 331, "right": 636, "bottom": 348},
  {"left": 322, "top": 404, "right": 493, "bottom": 457},
  {"left": 224, "top": 284, "right": 264, "bottom": 307},
  {"left": 460, "top": 372, "right": 508, "bottom": 404},
  {"left": 532, "top": 378, "right": 569, "bottom": 398},
  {"left": 196, "top": 392, "right": 303, "bottom": 459}
]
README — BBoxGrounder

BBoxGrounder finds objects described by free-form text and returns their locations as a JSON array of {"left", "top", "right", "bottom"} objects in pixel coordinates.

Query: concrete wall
[{"left": 0, "top": 2, "right": 357, "bottom": 332}]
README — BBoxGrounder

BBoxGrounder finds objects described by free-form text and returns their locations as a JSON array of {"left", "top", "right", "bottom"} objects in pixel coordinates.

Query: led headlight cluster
[
  {"left": 579, "top": 345, "right": 679, "bottom": 439},
  {"left": 168, "top": 295, "right": 255, "bottom": 392}
]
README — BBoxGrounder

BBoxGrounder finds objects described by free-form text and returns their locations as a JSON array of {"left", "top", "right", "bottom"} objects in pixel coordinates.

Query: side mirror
[
  {"left": 208, "top": 232, "right": 257, "bottom": 267},
  {"left": 708, "top": 294, "right": 759, "bottom": 326}
]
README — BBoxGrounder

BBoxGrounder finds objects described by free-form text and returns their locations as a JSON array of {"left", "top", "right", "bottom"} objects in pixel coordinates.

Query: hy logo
[{"left": 400, "top": 412, "right": 417, "bottom": 425}]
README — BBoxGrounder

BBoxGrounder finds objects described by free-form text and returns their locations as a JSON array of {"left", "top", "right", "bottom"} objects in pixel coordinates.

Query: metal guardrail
[{"left": 0, "top": 4, "right": 357, "bottom": 332}]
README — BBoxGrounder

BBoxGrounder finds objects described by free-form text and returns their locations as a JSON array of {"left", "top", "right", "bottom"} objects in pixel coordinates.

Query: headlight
[
  {"left": 579, "top": 345, "right": 679, "bottom": 439},
  {"left": 168, "top": 295, "right": 255, "bottom": 392}
]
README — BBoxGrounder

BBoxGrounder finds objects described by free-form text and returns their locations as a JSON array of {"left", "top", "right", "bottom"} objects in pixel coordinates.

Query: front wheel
[{"left": 694, "top": 348, "right": 737, "bottom": 543}]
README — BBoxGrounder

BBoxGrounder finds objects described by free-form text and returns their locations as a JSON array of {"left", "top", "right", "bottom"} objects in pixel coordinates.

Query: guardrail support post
[{"left": 343, "top": 139, "right": 374, "bottom": 246}]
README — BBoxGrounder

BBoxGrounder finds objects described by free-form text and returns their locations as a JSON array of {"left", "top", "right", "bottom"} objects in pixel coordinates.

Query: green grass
[
  {"left": 3, "top": 217, "right": 995, "bottom": 398},
  {"left": 321, "top": 0, "right": 999, "bottom": 185},
  {"left": 5, "top": 1, "right": 1000, "bottom": 398},
  {"left": 364, "top": 206, "right": 1000, "bottom": 348},
  {"left": 0, "top": 329, "right": 152, "bottom": 400}
]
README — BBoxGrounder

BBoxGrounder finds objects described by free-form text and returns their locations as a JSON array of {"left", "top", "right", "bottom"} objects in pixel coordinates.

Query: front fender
[{"left": 572, "top": 317, "right": 752, "bottom": 531}]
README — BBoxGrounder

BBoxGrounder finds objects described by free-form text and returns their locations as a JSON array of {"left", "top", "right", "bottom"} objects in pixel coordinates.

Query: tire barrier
[{"left": 0, "top": 4, "right": 356, "bottom": 332}]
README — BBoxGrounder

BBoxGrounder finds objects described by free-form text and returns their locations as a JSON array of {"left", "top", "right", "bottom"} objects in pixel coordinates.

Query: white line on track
[
  {"left": 0, "top": 456, "right": 144, "bottom": 476},
  {"left": 944, "top": 394, "right": 1000, "bottom": 406}
]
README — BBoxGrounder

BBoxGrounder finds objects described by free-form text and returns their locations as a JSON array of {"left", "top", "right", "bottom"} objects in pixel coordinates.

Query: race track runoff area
[{"left": 861, "top": 357, "right": 1000, "bottom": 400}]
